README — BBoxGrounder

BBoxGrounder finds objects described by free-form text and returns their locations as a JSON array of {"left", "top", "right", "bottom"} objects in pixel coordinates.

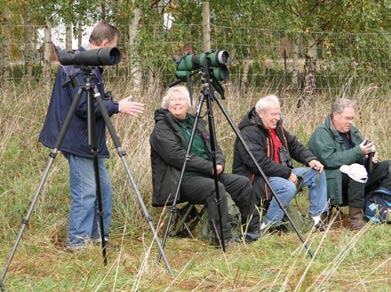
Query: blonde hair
[{"left": 161, "top": 85, "right": 191, "bottom": 109}]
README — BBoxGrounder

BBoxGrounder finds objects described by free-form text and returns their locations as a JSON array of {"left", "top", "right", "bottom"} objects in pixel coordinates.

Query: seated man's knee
[
  {"left": 274, "top": 181, "right": 297, "bottom": 203},
  {"left": 286, "top": 181, "right": 297, "bottom": 198},
  {"left": 308, "top": 168, "right": 326, "bottom": 185},
  {"left": 207, "top": 182, "right": 228, "bottom": 203}
]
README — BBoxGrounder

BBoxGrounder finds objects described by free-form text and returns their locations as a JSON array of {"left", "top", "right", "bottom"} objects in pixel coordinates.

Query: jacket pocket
[
  {"left": 325, "top": 171, "right": 341, "bottom": 206},
  {"left": 152, "top": 166, "right": 181, "bottom": 207}
]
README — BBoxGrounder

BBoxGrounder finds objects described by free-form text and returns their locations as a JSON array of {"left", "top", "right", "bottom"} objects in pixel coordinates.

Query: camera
[
  {"left": 279, "top": 146, "right": 293, "bottom": 168},
  {"left": 174, "top": 50, "right": 230, "bottom": 82},
  {"left": 364, "top": 139, "right": 376, "bottom": 173},
  {"left": 104, "top": 91, "right": 114, "bottom": 102},
  {"left": 57, "top": 47, "right": 121, "bottom": 66}
]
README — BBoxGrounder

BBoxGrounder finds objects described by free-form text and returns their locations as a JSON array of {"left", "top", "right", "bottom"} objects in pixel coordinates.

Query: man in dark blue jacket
[{"left": 39, "top": 21, "right": 144, "bottom": 251}]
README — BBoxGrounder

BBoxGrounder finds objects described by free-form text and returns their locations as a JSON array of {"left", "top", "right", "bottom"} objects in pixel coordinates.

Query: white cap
[{"left": 340, "top": 163, "right": 368, "bottom": 183}]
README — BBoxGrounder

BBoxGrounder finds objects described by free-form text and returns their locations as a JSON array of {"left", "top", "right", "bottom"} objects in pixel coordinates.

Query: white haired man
[{"left": 233, "top": 94, "right": 328, "bottom": 232}]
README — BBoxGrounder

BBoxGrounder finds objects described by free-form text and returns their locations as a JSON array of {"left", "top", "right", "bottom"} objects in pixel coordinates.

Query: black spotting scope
[{"left": 57, "top": 47, "right": 121, "bottom": 66}]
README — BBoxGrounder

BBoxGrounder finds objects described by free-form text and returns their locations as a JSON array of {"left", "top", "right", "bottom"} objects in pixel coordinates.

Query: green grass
[{"left": 1, "top": 79, "right": 391, "bottom": 291}]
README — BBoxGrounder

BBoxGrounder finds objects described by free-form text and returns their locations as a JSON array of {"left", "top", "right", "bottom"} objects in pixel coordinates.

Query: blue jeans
[
  {"left": 66, "top": 154, "right": 113, "bottom": 247},
  {"left": 264, "top": 167, "right": 328, "bottom": 225}
]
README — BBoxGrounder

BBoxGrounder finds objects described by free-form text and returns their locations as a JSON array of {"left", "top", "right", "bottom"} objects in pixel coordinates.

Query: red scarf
[{"left": 269, "top": 129, "right": 282, "bottom": 163}]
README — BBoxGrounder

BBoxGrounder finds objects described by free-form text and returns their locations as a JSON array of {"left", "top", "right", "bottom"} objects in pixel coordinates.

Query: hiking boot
[
  {"left": 66, "top": 243, "right": 87, "bottom": 253},
  {"left": 224, "top": 237, "right": 242, "bottom": 247},
  {"left": 212, "top": 237, "right": 242, "bottom": 248},
  {"left": 245, "top": 232, "right": 261, "bottom": 243},
  {"left": 91, "top": 237, "right": 109, "bottom": 246},
  {"left": 349, "top": 207, "right": 365, "bottom": 230},
  {"left": 258, "top": 222, "right": 286, "bottom": 237},
  {"left": 313, "top": 220, "right": 327, "bottom": 232}
]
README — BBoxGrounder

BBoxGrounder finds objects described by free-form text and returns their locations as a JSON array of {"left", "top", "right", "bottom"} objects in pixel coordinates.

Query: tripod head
[
  {"left": 169, "top": 50, "right": 229, "bottom": 99},
  {"left": 61, "top": 65, "right": 99, "bottom": 89}
]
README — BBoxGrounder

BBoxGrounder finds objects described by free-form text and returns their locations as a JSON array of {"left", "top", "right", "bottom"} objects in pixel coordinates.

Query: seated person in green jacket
[
  {"left": 308, "top": 98, "right": 391, "bottom": 230},
  {"left": 150, "top": 85, "right": 260, "bottom": 245}
]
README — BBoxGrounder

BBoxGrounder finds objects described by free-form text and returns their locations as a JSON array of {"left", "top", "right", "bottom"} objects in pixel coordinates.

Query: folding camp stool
[{"left": 168, "top": 202, "right": 205, "bottom": 238}]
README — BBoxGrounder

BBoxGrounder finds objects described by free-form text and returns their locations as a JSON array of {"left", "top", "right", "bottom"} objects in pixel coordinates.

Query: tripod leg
[
  {"left": 86, "top": 79, "right": 108, "bottom": 265},
  {"left": 0, "top": 153, "right": 56, "bottom": 287},
  {"left": 213, "top": 95, "right": 314, "bottom": 259},
  {"left": 157, "top": 206, "right": 180, "bottom": 263},
  {"left": 1, "top": 87, "right": 86, "bottom": 288},
  {"left": 92, "top": 156, "right": 108, "bottom": 265},
  {"left": 119, "top": 154, "right": 173, "bottom": 276},
  {"left": 204, "top": 91, "right": 226, "bottom": 251},
  {"left": 93, "top": 87, "right": 173, "bottom": 276}
]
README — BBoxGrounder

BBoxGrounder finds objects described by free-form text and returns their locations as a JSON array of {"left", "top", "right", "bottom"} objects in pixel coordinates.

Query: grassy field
[{"left": 0, "top": 78, "right": 390, "bottom": 291}]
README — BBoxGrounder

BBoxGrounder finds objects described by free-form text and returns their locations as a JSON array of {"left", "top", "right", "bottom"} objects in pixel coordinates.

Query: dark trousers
[
  {"left": 181, "top": 173, "right": 260, "bottom": 239},
  {"left": 342, "top": 160, "right": 391, "bottom": 208}
]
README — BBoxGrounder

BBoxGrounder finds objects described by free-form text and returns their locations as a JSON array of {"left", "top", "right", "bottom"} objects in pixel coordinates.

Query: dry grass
[{"left": 1, "top": 78, "right": 391, "bottom": 291}]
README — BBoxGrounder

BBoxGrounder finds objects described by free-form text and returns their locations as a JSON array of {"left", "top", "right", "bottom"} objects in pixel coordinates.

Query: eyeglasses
[
  {"left": 169, "top": 96, "right": 187, "bottom": 103},
  {"left": 338, "top": 112, "right": 354, "bottom": 122}
]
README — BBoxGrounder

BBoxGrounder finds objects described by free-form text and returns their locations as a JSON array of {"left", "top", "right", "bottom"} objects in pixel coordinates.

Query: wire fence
[{"left": 1, "top": 23, "right": 391, "bottom": 95}]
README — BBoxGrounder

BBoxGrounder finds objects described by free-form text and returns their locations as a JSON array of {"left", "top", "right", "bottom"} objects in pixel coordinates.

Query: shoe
[
  {"left": 224, "top": 237, "right": 242, "bottom": 247},
  {"left": 66, "top": 243, "right": 87, "bottom": 253},
  {"left": 91, "top": 237, "right": 109, "bottom": 246},
  {"left": 349, "top": 207, "right": 365, "bottom": 230},
  {"left": 91, "top": 237, "right": 118, "bottom": 251},
  {"left": 245, "top": 232, "right": 261, "bottom": 243},
  {"left": 313, "top": 221, "right": 327, "bottom": 232},
  {"left": 212, "top": 237, "right": 242, "bottom": 248},
  {"left": 268, "top": 223, "right": 289, "bottom": 233}
]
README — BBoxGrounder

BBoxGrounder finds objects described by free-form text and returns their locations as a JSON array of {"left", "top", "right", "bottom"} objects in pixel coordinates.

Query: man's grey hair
[
  {"left": 161, "top": 85, "right": 191, "bottom": 109},
  {"left": 255, "top": 94, "right": 280, "bottom": 112},
  {"left": 331, "top": 98, "right": 356, "bottom": 115}
]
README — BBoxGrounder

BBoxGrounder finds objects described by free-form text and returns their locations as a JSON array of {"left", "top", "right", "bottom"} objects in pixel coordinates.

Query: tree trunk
[
  {"left": 241, "top": 59, "right": 253, "bottom": 88},
  {"left": 1, "top": 8, "right": 12, "bottom": 79},
  {"left": 128, "top": 6, "right": 142, "bottom": 88},
  {"left": 43, "top": 20, "right": 52, "bottom": 82},
  {"left": 77, "top": 22, "right": 83, "bottom": 48},
  {"left": 291, "top": 36, "right": 300, "bottom": 90},
  {"left": 23, "top": 10, "right": 38, "bottom": 77},
  {"left": 202, "top": 2, "right": 211, "bottom": 52},
  {"left": 301, "top": 54, "right": 316, "bottom": 95},
  {"left": 299, "top": 35, "right": 317, "bottom": 106},
  {"left": 65, "top": 22, "right": 73, "bottom": 50},
  {"left": 25, "top": 23, "right": 35, "bottom": 77}
]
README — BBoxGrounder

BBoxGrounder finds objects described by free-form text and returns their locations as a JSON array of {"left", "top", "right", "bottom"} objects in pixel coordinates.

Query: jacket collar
[{"left": 324, "top": 114, "right": 346, "bottom": 142}]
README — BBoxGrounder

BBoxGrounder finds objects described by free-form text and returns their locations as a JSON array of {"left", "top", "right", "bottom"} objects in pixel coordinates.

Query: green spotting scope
[{"left": 175, "top": 50, "right": 229, "bottom": 81}]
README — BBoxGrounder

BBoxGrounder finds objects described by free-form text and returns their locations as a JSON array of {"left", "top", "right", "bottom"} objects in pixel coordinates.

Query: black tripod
[
  {"left": 158, "top": 58, "right": 314, "bottom": 261},
  {"left": 158, "top": 74, "right": 228, "bottom": 263},
  {"left": 0, "top": 67, "right": 173, "bottom": 290}
]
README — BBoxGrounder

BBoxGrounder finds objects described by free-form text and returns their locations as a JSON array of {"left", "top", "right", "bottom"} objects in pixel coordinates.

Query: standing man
[
  {"left": 308, "top": 98, "right": 391, "bottom": 230},
  {"left": 39, "top": 21, "right": 145, "bottom": 250},
  {"left": 233, "top": 94, "right": 328, "bottom": 231}
]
